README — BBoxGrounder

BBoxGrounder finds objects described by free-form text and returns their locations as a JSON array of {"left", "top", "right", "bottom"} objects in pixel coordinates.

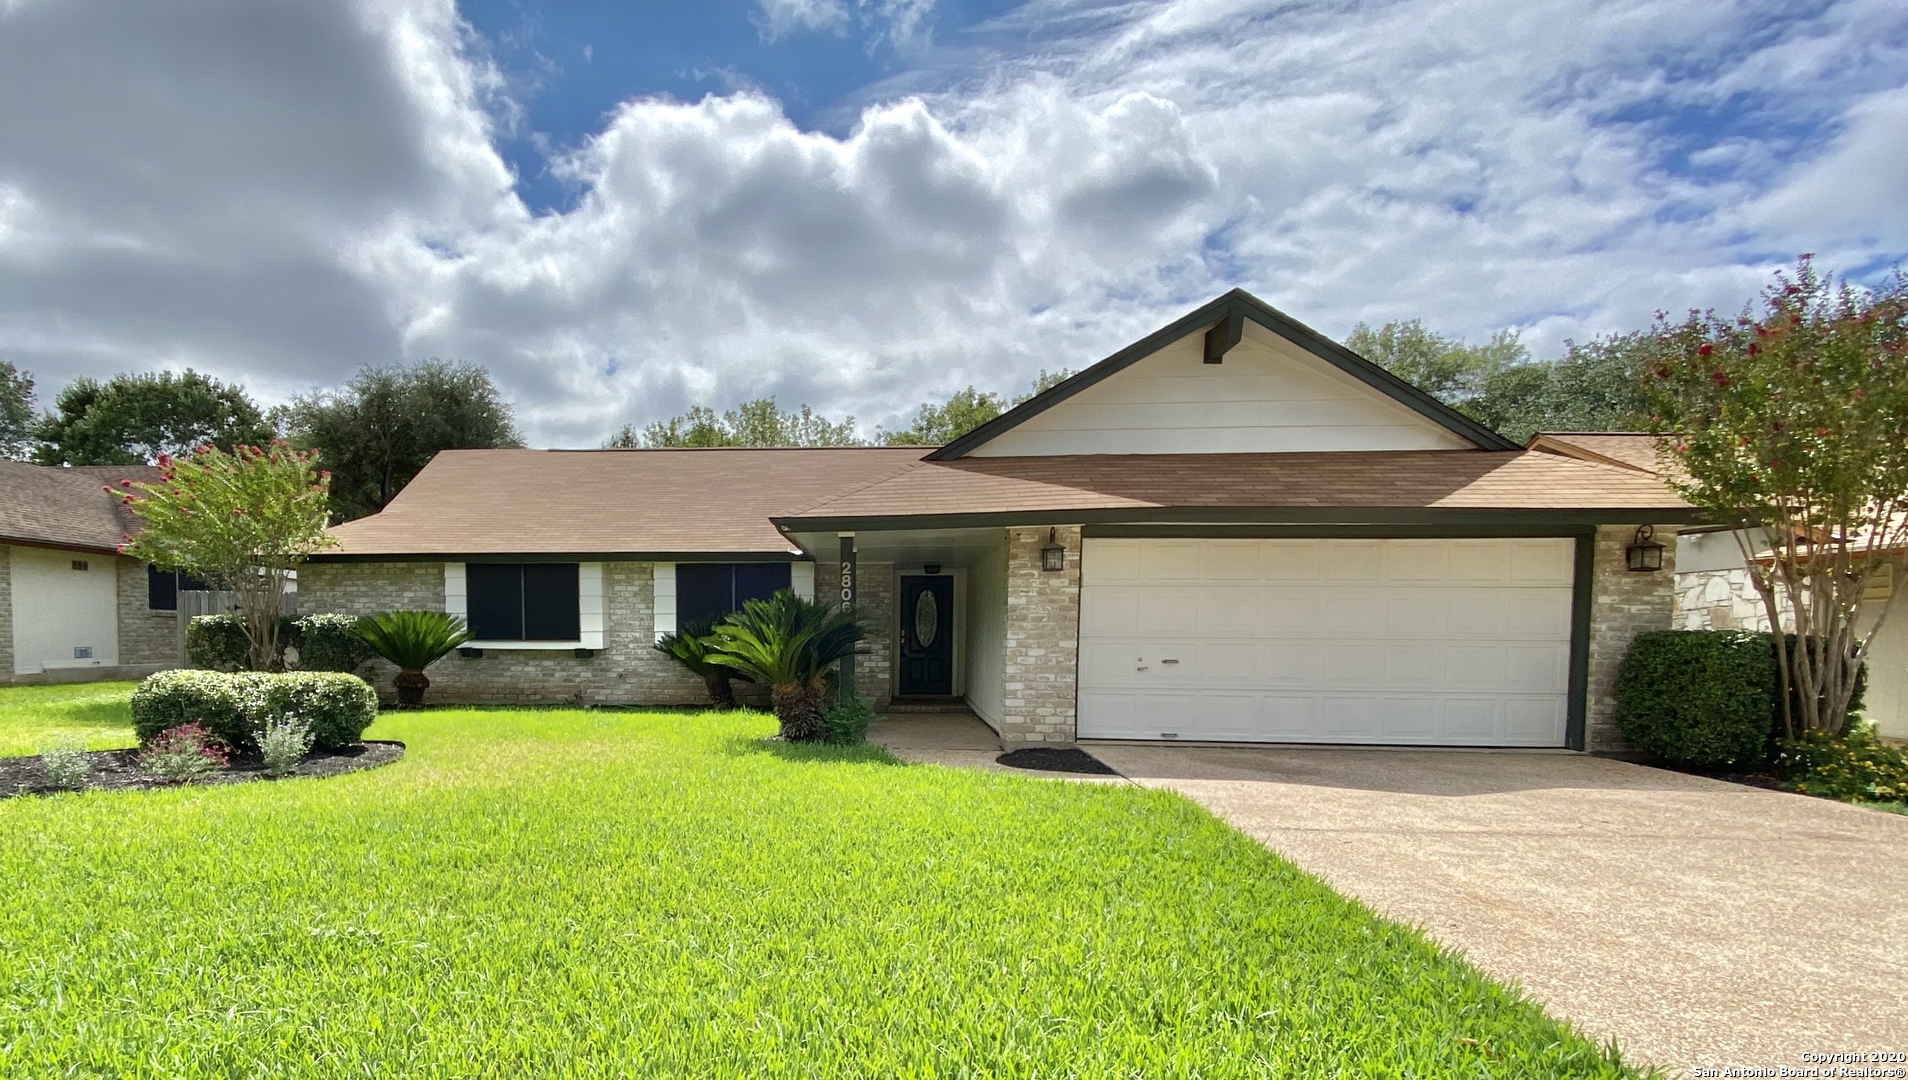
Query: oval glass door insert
[{"left": 914, "top": 589, "right": 939, "bottom": 648}]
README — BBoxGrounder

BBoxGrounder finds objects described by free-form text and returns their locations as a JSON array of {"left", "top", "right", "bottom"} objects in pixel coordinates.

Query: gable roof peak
[{"left": 926, "top": 288, "right": 1519, "bottom": 460}]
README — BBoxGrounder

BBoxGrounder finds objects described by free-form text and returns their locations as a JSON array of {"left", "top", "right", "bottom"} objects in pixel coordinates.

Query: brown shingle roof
[
  {"left": 1527, "top": 432, "right": 1666, "bottom": 474},
  {"left": 321, "top": 447, "right": 928, "bottom": 558},
  {"left": 0, "top": 461, "right": 162, "bottom": 553},
  {"left": 784, "top": 450, "right": 1693, "bottom": 522}
]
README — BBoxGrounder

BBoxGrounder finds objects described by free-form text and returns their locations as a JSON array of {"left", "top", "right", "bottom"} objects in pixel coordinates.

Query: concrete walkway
[{"left": 1089, "top": 743, "right": 1908, "bottom": 1071}]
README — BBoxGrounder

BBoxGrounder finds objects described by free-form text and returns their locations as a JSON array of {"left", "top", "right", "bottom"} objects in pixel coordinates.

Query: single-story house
[
  {"left": 306, "top": 289, "right": 1698, "bottom": 752},
  {"left": 0, "top": 460, "right": 184, "bottom": 682},
  {"left": 1529, "top": 431, "right": 1905, "bottom": 741}
]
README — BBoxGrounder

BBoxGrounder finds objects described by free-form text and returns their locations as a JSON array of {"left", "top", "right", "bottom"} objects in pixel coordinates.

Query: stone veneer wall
[
  {"left": 300, "top": 559, "right": 888, "bottom": 707},
  {"left": 999, "top": 525, "right": 1081, "bottom": 745},
  {"left": 116, "top": 557, "right": 180, "bottom": 668},
  {"left": 1675, "top": 567, "right": 1775, "bottom": 632},
  {"left": 1584, "top": 524, "right": 1680, "bottom": 753}
]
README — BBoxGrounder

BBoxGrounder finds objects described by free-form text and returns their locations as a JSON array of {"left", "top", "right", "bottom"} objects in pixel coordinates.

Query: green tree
[
  {"left": 1345, "top": 320, "right": 1526, "bottom": 402},
  {"left": 1640, "top": 257, "right": 1908, "bottom": 738},
  {"left": 0, "top": 361, "right": 35, "bottom": 459},
  {"left": 628, "top": 397, "right": 861, "bottom": 448},
  {"left": 879, "top": 369, "right": 1075, "bottom": 446},
  {"left": 278, "top": 360, "right": 523, "bottom": 521},
  {"left": 1468, "top": 334, "right": 1652, "bottom": 442},
  {"left": 33, "top": 370, "right": 271, "bottom": 466},
  {"left": 119, "top": 442, "right": 337, "bottom": 671}
]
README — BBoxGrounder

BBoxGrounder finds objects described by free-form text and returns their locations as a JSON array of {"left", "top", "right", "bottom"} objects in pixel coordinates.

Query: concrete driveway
[{"left": 1088, "top": 744, "right": 1908, "bottom": 1072}]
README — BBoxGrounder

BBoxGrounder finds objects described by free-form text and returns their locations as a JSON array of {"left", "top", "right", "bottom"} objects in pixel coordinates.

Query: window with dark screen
[
  {"left": 146, "top": 565, "right": 210, "bottom": 611},
  {"left": 467, "top": 563, "right": 580, "bottom": 641},
  {"left": 676, "top": 563, "right": 793, "bottom": 627}
]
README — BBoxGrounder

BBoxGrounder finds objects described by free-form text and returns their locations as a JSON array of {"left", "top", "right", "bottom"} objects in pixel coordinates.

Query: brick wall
[
  {"left": 1585, "top": 524, "right": 1680, "bottom": 753},
  {"left": 858, "top": 561, "right": 894, "bottom": 707},
  {"left": 116, "top": 557, "right": 180, "bottom": 667},
  {"left": 1000, "top": 525, "right": 1081, "bottom": 745},
  {"left": 301, "top": 560, "right": 753, "bottom": 707}
]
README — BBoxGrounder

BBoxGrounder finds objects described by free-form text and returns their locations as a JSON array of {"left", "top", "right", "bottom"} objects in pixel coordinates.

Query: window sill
[{"left": 461, "top": 640, "right": 587, "bottom": 651}]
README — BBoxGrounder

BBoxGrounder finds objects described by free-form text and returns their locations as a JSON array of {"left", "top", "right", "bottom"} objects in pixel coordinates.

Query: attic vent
[{"left": 70, "top": 559, "right": 89, "bottom": 572}]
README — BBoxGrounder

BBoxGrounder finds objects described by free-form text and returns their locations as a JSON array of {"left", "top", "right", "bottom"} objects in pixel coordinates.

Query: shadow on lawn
[{"left": 720, "top": 735, "right": 904, "bottom": 767}]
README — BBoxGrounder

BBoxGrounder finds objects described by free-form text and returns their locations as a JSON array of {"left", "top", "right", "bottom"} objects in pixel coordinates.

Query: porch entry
[{"left": 898, "top": 574, "right": 954, "bottom": 696}]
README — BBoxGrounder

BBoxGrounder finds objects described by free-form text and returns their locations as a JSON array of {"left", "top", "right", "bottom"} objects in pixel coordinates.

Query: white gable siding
[{"left": 969, "top": 324, "right": 1471, "bottom": 456}]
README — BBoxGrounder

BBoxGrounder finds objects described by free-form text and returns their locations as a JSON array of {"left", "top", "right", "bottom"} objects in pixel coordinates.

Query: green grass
[
  {"left": 0, "top": 680, "right": 142, "bottom": 755},
  {"left": 0, "top": 685, "right": 1639, "bottom": 1077}
]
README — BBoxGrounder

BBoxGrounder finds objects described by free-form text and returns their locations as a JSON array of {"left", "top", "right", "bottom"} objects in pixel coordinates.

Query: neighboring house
[
  {"left": 1530, "top": 432, "right": 1906, "bottom": 741},
  {"left": 305, "top": 289, "right": 1695, "bottom": 752},
  {"left": 0, "top": 461, "right": 184, "bottom": 683}
]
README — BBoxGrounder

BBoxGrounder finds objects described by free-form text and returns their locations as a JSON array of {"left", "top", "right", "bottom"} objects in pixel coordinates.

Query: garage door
[{"left": 1077, "top": 537, "right": 1575, "bottom": 746}]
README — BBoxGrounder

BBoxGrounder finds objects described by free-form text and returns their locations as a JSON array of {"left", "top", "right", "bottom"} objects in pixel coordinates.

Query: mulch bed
[
  {"left": 1, "top": 740, "right": 405, "bottom": 799},
  {"left": 996, "top": 747, "right": 1120, "bottom": 775}
]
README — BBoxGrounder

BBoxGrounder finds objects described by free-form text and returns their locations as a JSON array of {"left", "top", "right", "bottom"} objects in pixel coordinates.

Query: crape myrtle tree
[
  {"left": 1641, "top": 257, "right": 1908, "bottom": 738},
  {"left": 118, "top": 442, "right": 338, "bottom": 672}
]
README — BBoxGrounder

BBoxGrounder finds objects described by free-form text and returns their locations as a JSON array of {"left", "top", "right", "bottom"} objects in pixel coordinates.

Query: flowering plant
[{"left": 138, "top": 723, "right": 230, "bottom": 783}]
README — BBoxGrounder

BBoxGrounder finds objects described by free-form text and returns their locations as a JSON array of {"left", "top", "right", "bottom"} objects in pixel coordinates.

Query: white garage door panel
[{"left": 1079, "top": 537, "right": 1574, "bottom": 747}]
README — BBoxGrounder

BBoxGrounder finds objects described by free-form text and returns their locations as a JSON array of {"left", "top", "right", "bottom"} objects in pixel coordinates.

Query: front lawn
[{"left": 0, "top": 685, "right": 1639, "bottom": 1077}]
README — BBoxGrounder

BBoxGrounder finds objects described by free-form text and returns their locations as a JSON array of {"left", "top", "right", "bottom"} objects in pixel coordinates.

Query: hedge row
[
  {"left": 131, "top": 669, "right": 378, "bottom": 752},
  {"left": 1615, "top": 630, "right": 1868, "bottom": 769},
  {"left": 185, "top": 613, "right": 377, "bottom": 673}
]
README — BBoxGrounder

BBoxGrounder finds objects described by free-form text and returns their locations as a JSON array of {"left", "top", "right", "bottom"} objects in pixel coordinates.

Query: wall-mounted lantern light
[
  {"left": 1040, "top": 528, "right": 1066, "bottom": 572},
  {"left": 1625, "top": 524, "right": 1664, "bottom": 572}
]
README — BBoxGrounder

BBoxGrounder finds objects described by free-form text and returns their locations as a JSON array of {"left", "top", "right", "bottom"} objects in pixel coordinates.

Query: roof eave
[{"left": 776, "top": 504, "right": 1709, "bottom": 533}]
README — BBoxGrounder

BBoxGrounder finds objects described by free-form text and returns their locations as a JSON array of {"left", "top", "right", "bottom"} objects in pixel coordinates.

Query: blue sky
[
  {"left": 461, "top": 0, "right": 1025, "bottom": 213},
  {"left": 0, "top": 0, "right": 1903, "bottom": 445}
]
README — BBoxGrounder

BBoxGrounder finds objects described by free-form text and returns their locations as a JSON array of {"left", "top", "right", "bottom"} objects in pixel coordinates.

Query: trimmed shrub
[
  {"left": 237, "top": 673, "right": 379, "bottom": 750},
  {"left": 823, "top": 695, "right": 876, "bottom": 746},
  {"left": 133, "top": 669, "right": 378, "bottom": 752},
  {"left": 1775, "top": 728, "right": 1908, "bottom": 804},
  {"left": 133, "top": 669, "right": 247, "bottom": 747},
  {"left": 1615, "top": 630, "right": 1776, "bottom": 769},
  {"left": 184, "top": 614, "right": 254, "bottom": 670},
  {"left": 294, "top": 614, "right": 377, "bottom": 673},
  {"left": 185, "top": 613, "right": 301, "bottom": 671}
]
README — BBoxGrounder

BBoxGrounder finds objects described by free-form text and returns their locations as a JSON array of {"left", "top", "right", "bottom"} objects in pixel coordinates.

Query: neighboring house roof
[
  {"left": 928, "top": 289, "right": 1522, "bottom": 460},
  {"left": 0, "top": 461, "right": 162, "bottom": 554},
  {"left": 1526, "top": 432, "right": 1666, "bottom": 475},
  {"left": 317, "top": 447, "right": 928, "bottom": 560},
  {"left": 779, "top": 450, "right": 1697, "bottom": 529}
]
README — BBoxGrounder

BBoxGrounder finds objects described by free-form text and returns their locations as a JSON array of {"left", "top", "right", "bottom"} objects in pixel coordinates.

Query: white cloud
[
  {"left": 0, "top": 0, "right": 1904, "bottom": 446},
  {"left": 755, "top": 0, "right": 852, "bottom": 41}
]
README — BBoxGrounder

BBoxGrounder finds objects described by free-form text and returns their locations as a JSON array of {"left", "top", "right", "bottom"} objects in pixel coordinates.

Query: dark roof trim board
[
  {"left": 0, "top": 535, "right": 127, "bottom": 557},
  {"left": 778, "top": 504, "right": 1708, "bottom": 534},
  {"left": 307, "top": 550, "right": 810, "bottom": 565},
  {"left": 927, "top": 288, "right": 1522, "bottom": 460}
]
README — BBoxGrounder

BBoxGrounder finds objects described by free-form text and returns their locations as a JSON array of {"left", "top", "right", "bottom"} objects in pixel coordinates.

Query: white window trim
[
  {"left": 653, "top": 562, "right": 675, "bottom": 642},
  {"left": 447, "top": 560, "right": 604, "bottom": 650}
]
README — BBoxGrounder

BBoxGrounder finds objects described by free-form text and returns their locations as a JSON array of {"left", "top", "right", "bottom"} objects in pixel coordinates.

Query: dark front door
[{"left": 898, "top": 574, "right": 954, "bottom": 696}]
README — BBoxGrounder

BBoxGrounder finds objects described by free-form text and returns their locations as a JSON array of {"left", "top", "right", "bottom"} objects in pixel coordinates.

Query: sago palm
[
  {"left": 655, "top": 618, "right": 739, "bottom": 708},
  {"left": 352, "top": 610, "right": 470, "bottom": 707},
  {"left": 707, "top": 590, "right": 866, "bottom": 741}
]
